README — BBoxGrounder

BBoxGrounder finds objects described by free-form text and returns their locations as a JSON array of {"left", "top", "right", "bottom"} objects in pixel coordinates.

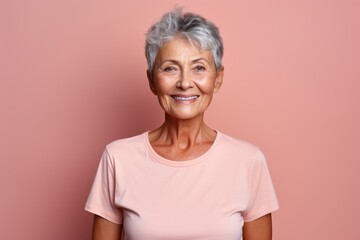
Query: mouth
[{"left": 171, "top": 95, "right": 200, "bottom": 101}]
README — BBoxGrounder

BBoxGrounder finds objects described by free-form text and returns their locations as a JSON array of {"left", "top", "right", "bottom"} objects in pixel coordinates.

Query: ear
[
  {"left": 147, "top": 69, "right": 157, "bottom": 95},
  {"left": 213, "top": 66, "right": 224, "bottom": 93}
]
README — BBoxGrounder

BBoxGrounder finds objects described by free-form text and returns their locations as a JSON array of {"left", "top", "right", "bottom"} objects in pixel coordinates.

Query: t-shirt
[{"left": 85, "top": 131, "right": 279, "bottom": 240}]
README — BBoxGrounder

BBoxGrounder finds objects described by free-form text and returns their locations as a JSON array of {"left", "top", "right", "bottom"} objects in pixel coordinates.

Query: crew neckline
[{"left": 144, "top": 131, "right": 222, "bottom": 167}]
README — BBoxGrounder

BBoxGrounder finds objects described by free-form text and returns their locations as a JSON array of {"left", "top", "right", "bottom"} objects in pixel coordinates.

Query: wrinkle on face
[{"left": 149, "top": 36, "right": 223, "bottom": 121}]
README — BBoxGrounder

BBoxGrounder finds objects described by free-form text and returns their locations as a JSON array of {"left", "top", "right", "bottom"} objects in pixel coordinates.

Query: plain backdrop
[{"left": 1, "top": 0, "right": 359, "bottom": 239}]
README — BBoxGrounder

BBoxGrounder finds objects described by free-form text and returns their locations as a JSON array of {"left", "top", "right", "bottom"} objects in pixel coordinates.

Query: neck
[{"left": 151, "top": 113, "right": 215, "bottom": 149}]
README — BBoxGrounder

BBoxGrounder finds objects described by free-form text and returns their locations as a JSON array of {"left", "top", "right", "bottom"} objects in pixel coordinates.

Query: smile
[{"left": 171, "top": 95, "right": 199, "bottom": 101}]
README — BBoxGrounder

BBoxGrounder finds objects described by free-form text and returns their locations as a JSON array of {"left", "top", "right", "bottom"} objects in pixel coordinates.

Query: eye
[
  {"left": 193, "top": 65, "right": 206, "bottom": 72},
  {"left": 163, "top": 66, "right": 178, "bottom": 72}
]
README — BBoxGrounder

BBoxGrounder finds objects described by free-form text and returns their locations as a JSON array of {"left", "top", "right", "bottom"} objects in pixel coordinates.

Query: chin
[{"left": 166, "top": 110, "right": 205, "bottom": 120}]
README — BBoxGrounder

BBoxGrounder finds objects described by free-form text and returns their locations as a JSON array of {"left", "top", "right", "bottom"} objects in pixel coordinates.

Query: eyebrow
[
  {"left": 158, "top": 58, "right": 211, "bottom": 67},
  {"left": 192, "top": 58, "right": 211, "bottom": 64}
]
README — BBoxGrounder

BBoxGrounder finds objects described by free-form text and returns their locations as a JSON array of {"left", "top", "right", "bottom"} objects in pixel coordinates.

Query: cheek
[
  {"left": 158, "top": 96, "right": 169, "bottom": 106},
  {"left": 196, "top": 78, "right": 216, "bottom": 94},
  {"left": 156, "top": 95, "right": 171, "bottom": 113},
  {"left": 154, "top": 78, "right": 175, "bottom": 94}
]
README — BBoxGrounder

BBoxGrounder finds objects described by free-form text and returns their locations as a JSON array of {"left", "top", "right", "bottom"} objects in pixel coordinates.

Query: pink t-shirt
[{"left": 85, "top": 131, "right": 279, "bottom": 239}]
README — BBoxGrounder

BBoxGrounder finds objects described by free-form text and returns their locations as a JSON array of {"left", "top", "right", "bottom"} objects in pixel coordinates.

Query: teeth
[{"left": 173, "top": 96, "right": 198, "bottom": 101}]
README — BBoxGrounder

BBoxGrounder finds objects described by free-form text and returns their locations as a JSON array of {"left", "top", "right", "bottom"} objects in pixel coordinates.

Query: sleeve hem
[
  {"left": 243, "top": 204, "right": 279, "bottom": 222},
  {"left": 85, "top": 203, "right": 123, "bottom": 224}
]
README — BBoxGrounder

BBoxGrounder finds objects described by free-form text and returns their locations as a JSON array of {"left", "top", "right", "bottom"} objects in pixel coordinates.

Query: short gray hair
[{"left": 145, "top": 8, "right": 224, "bottom": 77}]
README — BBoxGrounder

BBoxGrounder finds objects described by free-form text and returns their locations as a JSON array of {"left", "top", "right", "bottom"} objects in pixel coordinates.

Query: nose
[{"left": 177, "top": 69, "right": 193, "bottom": 90}]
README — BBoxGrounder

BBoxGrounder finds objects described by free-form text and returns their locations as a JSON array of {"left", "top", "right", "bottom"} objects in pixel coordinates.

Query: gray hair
[{"left": 145, "top": 8, "right": 224, "bottom": 77}]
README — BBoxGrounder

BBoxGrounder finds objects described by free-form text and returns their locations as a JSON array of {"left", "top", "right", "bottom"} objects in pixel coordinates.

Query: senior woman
[{"left": 85, "top": 8, "right": 279, "bottom": 240}]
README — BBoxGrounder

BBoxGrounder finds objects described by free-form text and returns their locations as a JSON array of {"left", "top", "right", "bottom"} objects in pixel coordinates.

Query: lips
[{"left": 171, "top": 95, "right": 199, "bottom": 101}]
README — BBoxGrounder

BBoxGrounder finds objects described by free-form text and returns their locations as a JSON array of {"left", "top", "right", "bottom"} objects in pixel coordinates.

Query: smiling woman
[
  {"left": 149, "top": 37, "right": 223, "bottom": 122},
  {"left": 85, "top": 7, "right": 279, "bottom": 240}
]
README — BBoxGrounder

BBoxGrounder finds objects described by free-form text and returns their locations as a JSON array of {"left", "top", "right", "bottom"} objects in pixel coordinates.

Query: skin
[
  {"left": 92, "top": 215, "right": 122, "bottom": 240},
  {"left": 92, "top": 36, "right": 273, "bottom": 239},
  {"left": 243, "top": 214, "right": 273, "bottom": 240},
  {"left": 147, "top": 36, "right": 224, "bottom": 160}
]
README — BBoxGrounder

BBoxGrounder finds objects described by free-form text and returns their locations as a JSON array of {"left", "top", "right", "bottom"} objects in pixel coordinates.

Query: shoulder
[
  {"left": 215, "top": 132, "right": 268, "bottom": 171},
  {"left": 218, "top": 132, "right": 261, "bottom": 158},
  {"left": 104, "top": 132, "right": 146, "bottom": 159}
]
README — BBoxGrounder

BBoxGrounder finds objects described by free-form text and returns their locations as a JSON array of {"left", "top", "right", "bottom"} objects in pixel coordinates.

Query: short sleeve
[
  {"left": 242, "top": 149, "right": 279, "bottom": 222},
  {"left": 85, "top": 148, "right": 123, "bottom": 224}
]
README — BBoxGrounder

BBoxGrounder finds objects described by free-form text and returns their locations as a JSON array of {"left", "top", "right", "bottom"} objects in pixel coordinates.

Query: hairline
[{"left": 145, "top": 9, "right": 224, "bottom": 79}]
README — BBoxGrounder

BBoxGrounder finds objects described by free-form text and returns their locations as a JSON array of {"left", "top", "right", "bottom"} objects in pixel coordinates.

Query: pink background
[{"left": 1, "top": 0, "right": 359, "bottom": 239}]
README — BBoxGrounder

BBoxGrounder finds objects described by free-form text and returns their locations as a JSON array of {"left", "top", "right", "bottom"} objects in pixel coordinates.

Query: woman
[{"left": 85, "top": 8, "right": 279, "bottom": 240}]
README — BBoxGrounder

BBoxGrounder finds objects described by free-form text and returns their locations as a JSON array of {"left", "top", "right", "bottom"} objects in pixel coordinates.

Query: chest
[{"left": 115, "top": 161, "right": 250, "bottom": 239}]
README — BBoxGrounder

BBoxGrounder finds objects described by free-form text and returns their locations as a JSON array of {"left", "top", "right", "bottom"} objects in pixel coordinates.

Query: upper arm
[
  {"left": 243, "top": 213, "right": 272, "bottom": 240},
  {"left": 92, "top": 215, "right": 122, "bottom": 240}
]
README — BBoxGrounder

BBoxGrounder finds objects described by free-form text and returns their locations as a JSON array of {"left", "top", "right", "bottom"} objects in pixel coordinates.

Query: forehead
[{"left": 155, "top": 37, "right": 214, "bottom": 65}]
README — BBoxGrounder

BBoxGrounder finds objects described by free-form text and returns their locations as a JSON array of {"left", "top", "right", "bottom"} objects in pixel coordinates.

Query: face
[{"left": 148, "top": 37, "right": 224, "bottom": 120}]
